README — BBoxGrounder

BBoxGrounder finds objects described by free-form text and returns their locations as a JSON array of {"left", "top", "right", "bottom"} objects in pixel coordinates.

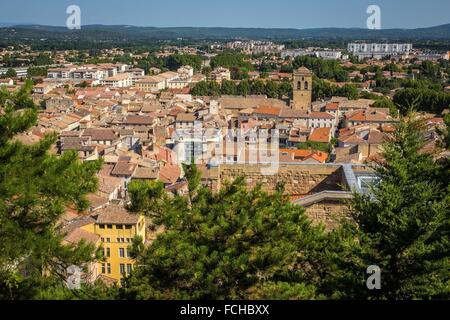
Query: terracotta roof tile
[
  {"left": 95, "top": 205, "right": 140, "bottom": 225},
  {"left": 64, "top": 228, "right": 100, "bottom": 246},
  {"left": 308, "top": 112, "right": 335, "bottom": 120},
  {"left": 254, "top": 106, "right": 281, "bottom": 116},
  {"left": 111, "top": 162, "right": 137, "bottom": 177},
  {"left": 309, "top": 128, "right": 332, "bottom": 143}
]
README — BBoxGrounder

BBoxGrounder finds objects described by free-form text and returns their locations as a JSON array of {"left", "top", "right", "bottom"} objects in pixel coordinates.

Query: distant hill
[{"left": 1, "top": 23, "right": 450, "bottom": 42}]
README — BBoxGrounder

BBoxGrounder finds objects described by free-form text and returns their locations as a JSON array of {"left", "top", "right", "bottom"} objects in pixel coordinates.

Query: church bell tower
[{"left": 292, "top": 67, "right": 313, "bottom": 111}]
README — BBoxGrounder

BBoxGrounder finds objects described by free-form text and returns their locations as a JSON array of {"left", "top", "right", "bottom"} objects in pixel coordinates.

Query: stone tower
[{"left": 292, "top": 67, "right": 313, "bottom": 111}]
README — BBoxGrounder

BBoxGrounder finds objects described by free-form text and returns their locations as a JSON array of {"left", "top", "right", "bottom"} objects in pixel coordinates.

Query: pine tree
[
  {"left": 120, "top": 171, "right": 324, "bottom": 300},
  {"left": 320, "top": 115, "right": 450, "bottom": 300},
  {"left": 0, "top": 81, "right": 103, "bottom": 299}
]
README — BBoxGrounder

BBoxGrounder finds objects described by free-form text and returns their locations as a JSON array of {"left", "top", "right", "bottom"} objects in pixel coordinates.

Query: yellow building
[
  {"left": 292, "top": 67, "right": 313, "bottom": 111},
  {"left": 63, "top": 205, "right": 146, "bottom": 285}
]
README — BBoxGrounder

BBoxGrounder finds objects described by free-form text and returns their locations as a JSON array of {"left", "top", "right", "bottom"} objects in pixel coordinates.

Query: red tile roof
[
  {"left": 309, "top": 128, "right": 332, "bottom": 143},
  {"left": 325, "top": 102, "right": 339, "bottom": 111},
  {"left": 254, "top": 106, "right": 281, "bottom": 117},
  {"left": 309, "top": 112, "right": 335, "bottom": 120},
  {"left": 279, "top": 149, "right": 329, "bottom": 163}
]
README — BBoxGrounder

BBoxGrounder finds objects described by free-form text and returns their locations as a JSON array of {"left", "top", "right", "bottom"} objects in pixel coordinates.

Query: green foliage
[
  {"left": 190, "top": 81, "right": 209, "bottom": 96},
  {"left": 75, "top": 81, "right": 89, "bottom": 88},
  {"left": 393, "top": 88, "right": 450, "bottom": 115},
  {"left": 202, "top": 66, "right": 212, "bottom": 77},
  {"left": 237, "top": 80, "right": 251, "bottom": 96},
  {"left": 247, "top": 282, "right": 322, "bottom": 300},
  {"left": 383, "top": 63, "right": 401, "bottom": 73},
  {"left": 440, "top": 114, "right": 450, "bottom": 149},
  {"left": 27, "top": 66, "right": 48, "bottom": 77},
  {"left": 182, "top": 162, "right": 202, "bottom": 202},
  {"left": 113, "top": 53, "right": 134, "bottom": 65},
  {"left": 251, "top": 80, "right": 266, "bottom": 95},
  {"left": 0, "top": 82, "right": 103, "bottom": 300},
  {"left": 164, "top": 54, "right": 203, "bottom": 72},
  {"left": 319, "top": 116, "right": 450, "bottom": 299},
  {"left": 220, "top": 80, "right": 237, "bottom": 95},
  {"left": 127, "top": 236, "right": 146, "bottom": 261},
  {"left": 211, "top": 53, "right": 253, "bottom": 70},
  {"left": 191, "top": 79, "right": 292, "bottom": 99},
  {"left": 32, "top": 53, "right": 54, "bottom": 66},
  {"left": 137, "top": 55, "right": 164, "bottom": 74},
  {"left": 4, "top": 68, "right": 17, "bottom": 78},
  {"left": 420, "top": 60, "right": 443, "bottom": 81},
  {"left": 119, "top": 167, "right": 325, "bottom": 300},
  {"left": 127, "top": 180, "right": 166, "bottom": 215},
  {"left": 313, "top": 77, "right": 359, "bottom": 100},
  {"left": 211, "top": 53, "right": 253, "bottom": 80},
  {"left": 31, "top": 276, "right": 119, "bottom": 300},
  {"left": 373, "top": 76, "right": 445, "bottom": 96},
  {"left": 297, "top": 141, "right": 330, "bottom": 153},
  {"left": 293, "top": 56, "right": 348, "bottom": 82}
]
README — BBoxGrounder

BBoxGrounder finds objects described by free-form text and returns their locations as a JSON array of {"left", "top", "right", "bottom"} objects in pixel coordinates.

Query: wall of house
[
  {"left": 81, "top": 217, "right": 146, "bottom": 284},
  {"left": 304, "top": 200, "right": 352, "bottom": 231},
  {"left": 215, "top": 164, "right": 345, "bottom": 196}
]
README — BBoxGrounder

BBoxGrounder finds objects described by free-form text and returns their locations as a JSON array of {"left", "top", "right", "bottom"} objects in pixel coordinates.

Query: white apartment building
[
  {"left": 307, "top": 112, "right": 337, "bottom": 131},
  {"left": 347, "top": 43, "right": 413, "bottom": 60},
  {"left": 225, "top": 41, "right": 285, "bottom": 54},
  {"left": 72, "top": 68, "right": 104, "bottom": 80},
  {"left": 100, "top": 74, "right": 133, "bottom": 88},
  {"left": 315, "top": 51, "right": 343, "bottom": 60},
  {"left": 0, "top": 67, "right": 28, "bottom": 77},
  {"left": 47, "top": 64, "right": 129, "bottom": 80},
  {"left": 47, "top": 66, "right": 76, "bottom": 79},
  {"left": 281, "top": 49, "right": 343, "bottom": 60}
]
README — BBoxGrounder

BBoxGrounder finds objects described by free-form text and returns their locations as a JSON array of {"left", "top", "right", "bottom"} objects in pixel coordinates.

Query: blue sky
[{"left": 0, "top": 0, "right": 449, "bottom": 29}]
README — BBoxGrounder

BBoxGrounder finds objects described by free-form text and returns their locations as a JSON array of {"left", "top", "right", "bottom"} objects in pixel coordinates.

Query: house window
[
  {"left": 107, "top": 263, "right": 111, "bottom": 274},
  {"left": 107, "top": 225, "right": 113, "bottom": 229},
  {"left": 126, "top": 249, "right": 132, "bottom": 258},
  {"left": 101, "top": 263, "right": 106, "bottom": 274},
  {"left": 297, "top": 81, "right": 301, "bottom": 90},
  {"left": 106, "top": 248, "right": 110, "bottom": 258},
  {"left": 125, "top": 225, "right": 132, "bottom": 230},
  {"left": 119, "top": 248, "right": 125, "bottom": 258},
  {"left": 127, "top": 264, "right": 132, "bottom": 274},
  {"left": 106, "top": 238, "right": 110, "bottom": 243},
  {"left": 304, "top": 81, "right": 309, "bottom": 90},
  {"left": 116, "top": 225, "right": 124, "bottom": 230},
  {"left": 120, "top": 264, "right": 126, "bottom": 275},
  {"left": 99, "top": 224, "right": 105, "bottom": 229}
]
